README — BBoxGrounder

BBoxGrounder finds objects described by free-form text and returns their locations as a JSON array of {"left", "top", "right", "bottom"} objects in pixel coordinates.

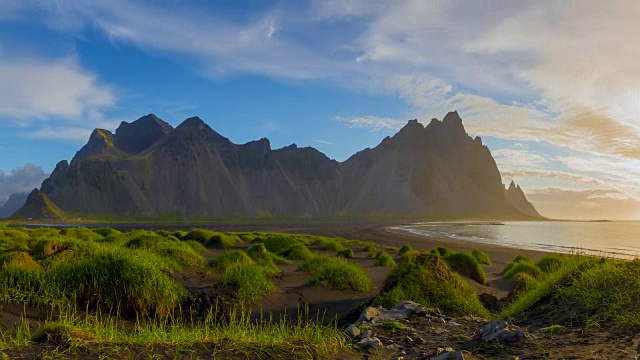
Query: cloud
[
  {"left": 335, "top": 115, "right": 406, "bottom": 132},
  {"left": 314, "top": 140, "right": 337, "bottom": 145},
  {"left": 0, "top": 57, "right": 116, "bottom": 122},
  {"left": 526, "top": 187, "right": 640, "bottom": 220},
  {"left": 0, "top": 163, "right": 48, "bottom": 204},
  {"left": 501, "top": 169, "right": 604, "bottom": 186}
]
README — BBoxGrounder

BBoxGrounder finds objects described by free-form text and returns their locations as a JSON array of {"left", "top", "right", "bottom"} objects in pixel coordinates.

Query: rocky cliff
[{"left": 14, "top": 111, "right": 543, "bottom": 220}]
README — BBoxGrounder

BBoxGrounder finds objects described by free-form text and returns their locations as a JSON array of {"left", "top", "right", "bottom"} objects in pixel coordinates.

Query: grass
[
  {"left": 375, "top": 253, "right": 489, "bottom": 317},
  {"left": 1, "top": 307, "right": 349, "bottom": 359},
  {"left": 222, "top": 263, "right": 277, "bottom": 305},
  {"left": 261, "top": 234, "right": 315, "bottom": 260},
  {"left": 374, "top": 251, "right": 396, "bottom": 267},
  {"left": 47, "top": 250, "right": 186, "bottom": 317},
  {"left": 300, "top": 256, "right": 374, "bottom": 293},
  {"left": 535, "top": 254, "right": 566, "bottom": 273},
  {"left": 398, "top": 244, "right": 413, "bottom": 256},
  {"left": 431, "top": 246, "right": 453, "bottom": 257},
  {"left": 471, "top": 249, "right": 492, "bottom": 265},
  {"left": 443, "top": 252, "right": 487, "bottom": 285},
  {"left": 379, "top": 321, "right": 406, "bottom": 329},
  {"left": 209, "top": 250, "right": 255, "bottom": 272},
  {"left": 0, "top": 252, "right": 41, "bottom": 271},
  {"left": 336, "top": 249, "right": 354, "bottom": 259},
  {"left": 503, "top": 261, "right": 543, "bottom": 280}
]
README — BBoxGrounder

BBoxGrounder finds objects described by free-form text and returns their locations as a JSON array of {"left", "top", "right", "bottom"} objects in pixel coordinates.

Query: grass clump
[
  {"left": 503, "top": 261, "right": 543, "bottom": 280},
  {"left": 443, "top": 252, "right": 487, "bottom": 285},
  {"left": 322, "top": 239, "right": 345, "bottom": 252},
  {"left": 374, "top": 251, "right": 396, "bottom": 267},
  {"left": 262, "top": 235, "right": 314, "bottom": 260},
  {"left": 513, "top": 254, "right": 531, "bottom": 263},
  {"left": 300, "top": 256, "right": 374, "bottom": 293},
  {"left": 46, "top": 250, "right": 186, "bottom": 317},
  {"left": 281, "top": 244, "right": 314, "bottom": 260},
  {"left": 92, "top": 227, "right": 121, "bottom": 237},
  {"left": 59, "top": 227, "right": 102, "bottom": 242},
  {"left": 222, "top": 264, "right": 277, "bottom": 305},
  {"left": 210, "top": 251, "right": 255, "bottom": 272},
  {"left": 183, "top": 229, "right": 216, "bottom": 243},
  {"left": 184, "top": 240, "right": 207, "bottom": 252},
  {"left": 247, "top": 243, "right": 290, "bottom": 265},
  {"left": 398, "top": 244, "right": 413, "bottom": 256},
  {"left": 535, "top": 254, "right": 566, "bottom": 273},
  {"left": 379, "top": 321, "right": 406, "bottom": 329},
  {"left": 125, "top": 233, "right": 207, "bottom": 272},
  {"left": 471, "top": 249, "right": 492, "bottom": 265},
  {"left": 0, "top": 252, "right": 41, "bottom": 271},
  {"left": 375, "top": 253, "right": 488, "bottom": 317},
  {"left": 336, "top": 249, "right": 354, "bottom": 259},
  {"left": 208, "top": 233, "right": 240, "bottom": 249},
  {"left": 431, "top": 246, "right": 453, "bottom": 257},
  {"left": 363, "top": 243, "right": 377, "bottom": 253}
]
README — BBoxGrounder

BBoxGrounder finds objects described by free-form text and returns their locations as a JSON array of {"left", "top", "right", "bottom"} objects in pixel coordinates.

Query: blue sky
[{"left": 0, "top": 1, "right": 638, "bottom": 219}]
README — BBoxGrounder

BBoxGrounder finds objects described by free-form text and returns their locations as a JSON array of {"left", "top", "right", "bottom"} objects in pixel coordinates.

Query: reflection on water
[{"left": 394, "top": 221, "right": 640, "bottom": 259}]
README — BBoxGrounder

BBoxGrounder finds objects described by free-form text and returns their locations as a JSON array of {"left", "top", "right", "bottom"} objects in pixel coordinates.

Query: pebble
[{"left": 435, "top": 317, "right": 446, "bottom": 324}]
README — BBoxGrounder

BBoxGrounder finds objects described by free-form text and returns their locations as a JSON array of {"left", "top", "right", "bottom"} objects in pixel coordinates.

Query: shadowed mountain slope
[{"left": 14, "top": 112, "right": 543, "bottom": 220}]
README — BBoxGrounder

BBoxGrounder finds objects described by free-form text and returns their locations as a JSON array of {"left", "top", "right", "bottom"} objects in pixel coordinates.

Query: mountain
[
  {"left": 0, "top": 192, "right": 29, "bottom": 218},
  {"left": 504, "top": 180, "right": 543, "bottom": 218},
  {"left": 12, "top": 190, "right": 66, "bottom": 219},
  {"left": 14, "top": 111, "right": 543, "bottom": 220}
]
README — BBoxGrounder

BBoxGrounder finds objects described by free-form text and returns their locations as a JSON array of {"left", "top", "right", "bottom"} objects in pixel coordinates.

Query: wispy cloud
[
  {"left": 314, "top": 140, "right": 337, "bottom": 145},
  {"left": 526, "top": 187, "right": 640, "bottom": 220},
  {"left": 0, "top": 163, "right": 48, "bottom": 203},
  {"left": 335, "top": 115, "right": 405, "bottom": 132},
  {"left": 0, "top": 58, "right": 115, "bottom": 122}
]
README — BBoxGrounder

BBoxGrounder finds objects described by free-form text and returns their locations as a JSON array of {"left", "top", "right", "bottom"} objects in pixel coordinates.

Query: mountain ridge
[{"left": 13, "top": 111, "right": 544, "bottom": 220}]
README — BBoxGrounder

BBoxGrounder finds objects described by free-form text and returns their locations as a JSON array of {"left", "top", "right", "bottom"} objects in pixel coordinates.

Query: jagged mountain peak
[
  {"left": 171, "top": 116, "right": 230, "bottom": 144},
  {"left": 114, "top": 114, "right": 173, "bottom": 154}
]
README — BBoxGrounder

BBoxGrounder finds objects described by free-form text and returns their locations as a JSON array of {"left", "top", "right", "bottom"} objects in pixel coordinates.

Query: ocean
[{"left": 393, "top": 221, "right": 640, "bottom": 259}]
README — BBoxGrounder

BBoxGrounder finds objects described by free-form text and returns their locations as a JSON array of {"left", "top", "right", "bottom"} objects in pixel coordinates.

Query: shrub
[
  {"left": 375, "top": 253, "right": 488, "bottom": 317},
  {"left": 222, "top": 264, "right": 277, "bottom": 304},
  {"left": 210, "top": 251, "right": 255, "bottom": 272},
  {"left": 374, "top": 251, "right": 396, "bottom": 267},
  {"left": 173, "top": 231, "right": 189, "bottom": 240},
  {"left": 503, "top": 261, "right": 543, "bottom": 280},
  {"left": 443, "top": 252, "right": 487, "bottom": 285},
  {"left": 398, "top": 244, "right": 413, "bottom": 256},
  {"left": 471, "top": 249, "right": 492, "bottom": 265},
  {"left": 46, "top": 250, "right": 185, "bottom": 317},
  {"left": 126, "top": 234, "right": 207, "bottom": 272},
  {"left": 0, "top": 252, "right": 41, "bottom": 271},
  {"left": 536, "top": 254, "right": 566, "bottom": 273},
  {"left": 300, "top": 256, "right": 373, "bottom": 293},
  {"left": 512, "top": 272, "right": 538, "bottom": 295},
  {"left": 336, "top": 249, "right": 354, "bottom": 259}
]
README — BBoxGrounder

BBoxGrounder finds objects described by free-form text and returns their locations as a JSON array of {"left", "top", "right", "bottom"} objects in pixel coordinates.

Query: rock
[
  {"left": 478, "top": 293, "right": 498, "bottom": 309},
  {"left": 431, "top": 350, "right": 465, "bottom": 360},
  {"left": 394, "top": 300, "right": 428, "bottom": 316},
  {"left": 404, "top": 336, "right": 414, "bottom": 343},
  {"left": 372, "top": 308, "right": 409, "bottom": 322},
  {"left": 435, "top": 328, "right": 447, "bottom": 334},
  {"left": 362, "top": 329, "right": 375, "bottom": 338},
  {"left": 478, "top": 319, "right": 527, "bottom": 343},
  {"left": 414, "top": 336, "right": 426, "bottom": 344},
  {"left": 360, "top": 307, "right": 381, "bottom": 322},
  {"left": 357, "top": 337, "right": 382, "bottom": 349},
  {"left": 448, "top": 321, "right": 461, "bottom": 326},
  {"left": 346, "top": 324, "right": 361, "bottom": 338},
  {"left": 386, "top": 343, "right": 403, "bottom": 350},
  {"left": 435, "top": 317, "right": 446, "bottom": 324}
]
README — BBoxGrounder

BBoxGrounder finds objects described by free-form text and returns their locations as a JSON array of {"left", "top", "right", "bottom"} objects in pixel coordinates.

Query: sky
[{"left": 0, "top": 0, "right": 638, "bottom": 220}]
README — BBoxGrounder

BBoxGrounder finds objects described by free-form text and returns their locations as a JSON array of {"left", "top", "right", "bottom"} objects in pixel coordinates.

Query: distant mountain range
[
  {"left": 0, "top": 192, "right": 29, "bottom": 218},
  {"left": 13, "top": 111, "right": 543, "bottom": 220}
]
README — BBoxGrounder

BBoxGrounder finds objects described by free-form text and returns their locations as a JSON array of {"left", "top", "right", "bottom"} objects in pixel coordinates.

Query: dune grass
[
  {"left": 374, "top": 251, "right": 396, "bottom": 267},
  {"left": 222, "top": 263, "right": 277, "bottom": 305},
  {"left": 300, "top": 256, "right": 374, "bottom": 293},
  {"left": 503, "top": 261, "right": 543, "bottom": 280},
  {"left": 47, "top": 249, "right": 186, "bottom": 317},
  {"left": 471, "top": 249, "right": 492, "bottom": 265},
  {"left": 375, "top": 253, "right": 489, "bottom": 317},
  {"left": 398, "top": 244, "right": 413, "bottom": 256},
  {"left": 336, "top": 249, "right": 354, "bottom": 259},
  {"left": 443, "top": 252, "right": 487, "bottom": 285},
  {"left": 209, "top": 250, "right": 255, "bottom": 272}
]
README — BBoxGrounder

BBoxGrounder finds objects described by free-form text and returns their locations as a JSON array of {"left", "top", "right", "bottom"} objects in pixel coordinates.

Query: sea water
[{"left": 394, "top": 221, "right": 640, "bottom": 259}]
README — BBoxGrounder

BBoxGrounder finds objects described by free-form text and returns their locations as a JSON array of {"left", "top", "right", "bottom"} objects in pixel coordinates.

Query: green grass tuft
[
  {"left": 336, "top": 249, "right": 354, "bottom": 259},
  {"left": 398, "top": 244, "right": 413, "bottom": 256},
  {"left": 374, "top": 251, "right": 396, "bottom": 267},
  {"left": 300, "top": 256, "right": 374, "bottom": 293},
  {"left": 471, "top": 249, "right": 492, "bottom": 265},
  {"left": 210, "top": 250, "right": 255, "bottom": 272},
  {"left": 513, "top": 254, "right": 531, "bottom": 263},
  {"left": 375, "top": 253, "right": 488, "bottom": 317},
  {"left": 222, "top": 263, "right": 277, "bottom": 304},
  {"left": 0, "top": 252, "right": 41, "bottom": 271},
  {"left": 443, "top": 252, "right": 487, "bottom": 285},
  {"left": 503, "top": 261, "right": 543, "bottom": 280},
  {"left": 535, "top": 254, "right": 566, "bottom": 273}
]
